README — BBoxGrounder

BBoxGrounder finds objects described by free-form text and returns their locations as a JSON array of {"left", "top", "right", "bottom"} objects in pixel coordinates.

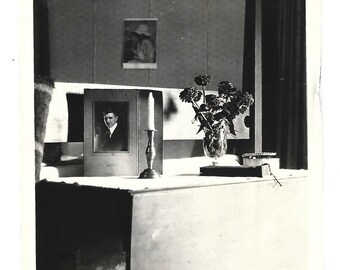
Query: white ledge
[{"left": 41, "top": 169, "right": 308, "bottom": 194}]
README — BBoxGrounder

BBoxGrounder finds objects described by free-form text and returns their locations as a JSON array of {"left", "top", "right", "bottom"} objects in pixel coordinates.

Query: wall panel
[
  {"left": 208, "top": 0, "right": 246, "bottom": 89},
  {"left": 47, "top": 0, "right": 245, "bottom": 89},
  {"left": 94, "top": 0, "right": 150, "bottom": 85},
  {"left": 149, "top": 0, "right": 208, "bottom": 88},
  {"left": 48, "top": 0, "right": 94, "bottom": 82}
]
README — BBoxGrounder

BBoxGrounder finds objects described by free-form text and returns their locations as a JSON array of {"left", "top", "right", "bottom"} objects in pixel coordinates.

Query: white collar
[{"left": 108, "top": 123, "right": 118, "bottom": 136}]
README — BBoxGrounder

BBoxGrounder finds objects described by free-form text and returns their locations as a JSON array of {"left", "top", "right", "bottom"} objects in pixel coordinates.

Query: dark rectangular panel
[{"left": 36, "top": 181, "right": 132, "bottom": 270}]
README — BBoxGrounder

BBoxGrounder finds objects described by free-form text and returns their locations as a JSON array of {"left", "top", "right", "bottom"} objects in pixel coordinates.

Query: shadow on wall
[
  {"left": 67, "top": 93, "right": 84, "bottom": 142},
  {"left": 163, "top": 95, "right": 178, "bottom": 121}
]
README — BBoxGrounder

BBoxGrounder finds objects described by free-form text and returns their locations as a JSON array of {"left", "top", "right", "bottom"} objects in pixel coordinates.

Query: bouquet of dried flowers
[{"left": 179, "top": 74, "right": 254, "bottom": 136}]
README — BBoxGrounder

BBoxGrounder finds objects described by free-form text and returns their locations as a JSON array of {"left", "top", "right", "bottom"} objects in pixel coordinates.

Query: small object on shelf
[
  {"left": 242, "top": 152, "right": 280, "bottom": 173},
  {"left": 242, "top": 152, "right": 277, "bottom": 158},
  {"left": 200, "top": 164, "right": 270, "bottom": 177},
  {"left": 139, "top": 130, "right": 161, "bottom": 179}
]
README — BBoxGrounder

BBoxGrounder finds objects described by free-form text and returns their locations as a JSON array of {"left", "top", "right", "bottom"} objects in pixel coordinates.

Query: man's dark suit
[{"left": 99, "top": 125, "right": 128, "bottom": 151}]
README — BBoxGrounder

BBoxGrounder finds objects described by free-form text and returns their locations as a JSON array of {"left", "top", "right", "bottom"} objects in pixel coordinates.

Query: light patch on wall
[
  {"left": 162, "top": 89, "right": 250, "bottom": 140},
  {"left": 44, "top": 88, "right": 68, "bottom": 142},
  {"left": 45, "top": 82, "right": 250, "bottom": 142}
]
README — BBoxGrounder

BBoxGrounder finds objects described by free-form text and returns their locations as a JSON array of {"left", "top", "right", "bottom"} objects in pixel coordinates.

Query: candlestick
[
  {"left": 147, "top": 92, "right": 155, "bottom": 130},
  {"left": 139, "top": 130, "right": 161, "bottom": 179}
]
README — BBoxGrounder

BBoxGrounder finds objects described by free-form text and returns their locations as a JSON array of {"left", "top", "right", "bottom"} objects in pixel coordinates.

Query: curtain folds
[{"left": 275, "top": 0, "right": 307, "bottom": 169}]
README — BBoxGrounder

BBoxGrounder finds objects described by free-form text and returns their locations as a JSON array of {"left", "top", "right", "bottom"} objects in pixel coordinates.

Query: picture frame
[{"left": 122, "top": 18, "right": 158, "bottom": 69}]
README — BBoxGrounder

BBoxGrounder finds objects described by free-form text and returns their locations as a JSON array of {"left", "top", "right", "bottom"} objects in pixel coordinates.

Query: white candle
[{"left": 147, "top": 92, "right": 155, "bottom": 130}]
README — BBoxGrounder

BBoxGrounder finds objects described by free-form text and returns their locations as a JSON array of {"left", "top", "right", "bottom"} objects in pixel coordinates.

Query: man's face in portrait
[{"left": 104, "top": 112, "right": 118, "bottom": 128}]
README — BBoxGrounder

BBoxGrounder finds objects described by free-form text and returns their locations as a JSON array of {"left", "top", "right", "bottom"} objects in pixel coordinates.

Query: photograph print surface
[
  {"left": 123, "top": 18, "right": 157, "bottom": 69},
  {"left": 93, "top": 101, "right": 129, "bottom": 152}
]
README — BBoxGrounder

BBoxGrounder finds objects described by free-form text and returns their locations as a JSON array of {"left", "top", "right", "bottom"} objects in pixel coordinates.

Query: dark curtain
[
  {"left": 276, "top": 0, "right": 307, "bottom": 169},
  {"left": 262, "top": 0, "right": 307, "bottom": 169},
  {"left": 34, "top": 0, "right": 50, "bottom": 76}
]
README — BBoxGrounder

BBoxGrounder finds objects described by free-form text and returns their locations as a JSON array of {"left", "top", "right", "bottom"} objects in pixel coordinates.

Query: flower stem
[
  {"left": 191, "top": 99, "right": 213, "bottom": 132},
  {"left": 202, "top": 85, "right": 206, "bottom": 104},
  {"left": 191, "top": 99, "right": 200, "bottom": 110}
]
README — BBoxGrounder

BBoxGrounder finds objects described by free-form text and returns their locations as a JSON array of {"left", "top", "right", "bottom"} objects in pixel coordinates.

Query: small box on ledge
[
  {"left": 242, "top": 152, "right": 280, "bottom": 174},
  {"left": 200, "top": 164, "right": 271, "bottom": 177}
]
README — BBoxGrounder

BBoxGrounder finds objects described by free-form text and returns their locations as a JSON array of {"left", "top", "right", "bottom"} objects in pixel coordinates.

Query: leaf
[
  {"left": 196, "top": 124, "right": 205, "bottom": 134},
  {"left": 228, "top": 122, "right": 236, "bottom": 136},
  {"left": 194, "top": 111, "right": 202, "bottom": 122}
]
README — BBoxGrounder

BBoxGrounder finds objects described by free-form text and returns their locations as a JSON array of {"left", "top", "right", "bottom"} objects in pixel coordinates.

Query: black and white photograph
[
  {"left": 93, "top": 102, "right": 129, "bottom": 152},
  {"left": 6, "top": 0, "right": 340, "bottom": 269},
  {"left": 83, "top": 89, "right": 150, "bottom": 177},
  {"left": 122, "top": 19, "right": 157, "bottom": 69}
]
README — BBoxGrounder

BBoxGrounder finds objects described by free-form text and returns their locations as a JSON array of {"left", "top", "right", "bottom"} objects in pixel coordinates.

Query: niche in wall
[{"left": 67, "top": 93, "right": 84, "bottom": 142}]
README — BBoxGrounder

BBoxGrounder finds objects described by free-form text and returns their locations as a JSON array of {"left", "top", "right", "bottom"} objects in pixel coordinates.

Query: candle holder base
[{"left": 138, "top": 168, "right": 161, "bottom": 179}]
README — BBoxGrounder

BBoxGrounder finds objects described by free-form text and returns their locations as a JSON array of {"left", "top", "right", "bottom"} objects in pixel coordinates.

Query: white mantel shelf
[
  {"left": 42, "top": 155, "right": 308, "bottom": 194},
  {"left": 46, "top": 169, "right": 307, "bottom": 194}
]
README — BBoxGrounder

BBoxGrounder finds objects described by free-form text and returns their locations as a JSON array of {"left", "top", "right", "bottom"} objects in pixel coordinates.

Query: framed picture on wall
[{"left": 123, "top": 18, "right": 157, "bottom": 69}]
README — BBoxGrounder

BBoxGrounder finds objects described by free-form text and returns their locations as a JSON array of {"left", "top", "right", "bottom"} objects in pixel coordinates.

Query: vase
[{"left": 202, "top": 123, "right": 228, "bottom": 166}]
